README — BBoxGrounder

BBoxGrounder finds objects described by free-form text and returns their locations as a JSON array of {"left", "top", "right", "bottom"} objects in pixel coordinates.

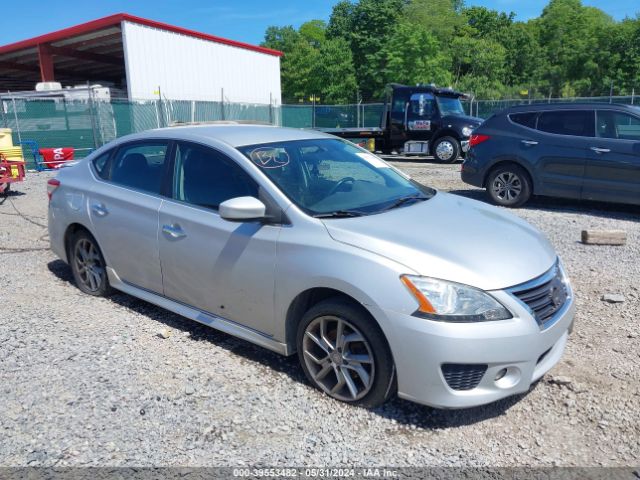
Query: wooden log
[{"left": 581, "top": 230, "right": 627, "bottom": 246}]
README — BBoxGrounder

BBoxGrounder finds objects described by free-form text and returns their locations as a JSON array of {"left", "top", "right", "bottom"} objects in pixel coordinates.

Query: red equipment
[{"left": 0, "top": 153, "right": 26, "bottom": 195}]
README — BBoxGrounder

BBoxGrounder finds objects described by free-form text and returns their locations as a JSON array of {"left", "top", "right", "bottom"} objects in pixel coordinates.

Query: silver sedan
[{"left": 48, "top": 125, "right": 575, "bottom": 408}]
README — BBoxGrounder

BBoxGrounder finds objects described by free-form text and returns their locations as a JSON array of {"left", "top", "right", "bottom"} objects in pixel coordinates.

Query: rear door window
[
  {"left": 172, "top": 142, "right": 258, "bottom": 210},
  {"left": 537, "top": 110, "right": 595, "bottom": 137},
  {"left": 109, "top": 142, "right": 169, "bottom": 194},
  {"left": 509, "top": 112, "right": 538, "bottom": 129},
  {"left": 92, "top": 151, "right": 112, "bottom": 180},
  {"left": 597, "top": 111, "right": 640, "bottom": 141}
]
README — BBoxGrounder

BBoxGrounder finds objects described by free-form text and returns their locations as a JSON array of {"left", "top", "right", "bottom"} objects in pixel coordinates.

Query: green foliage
[
  {"left": 312, "top": 38, "right": 359, "bottom": 103},
  {"left": 263, "top": 0, "right": 640, "bottom": 102},
  {"left": 382, "top": 22, "right": 452, "bottom": 86}
]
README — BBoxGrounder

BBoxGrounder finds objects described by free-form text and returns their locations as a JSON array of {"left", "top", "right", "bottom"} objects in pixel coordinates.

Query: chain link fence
[
  {"left": 465, "top": 95, "right": 639, "bottom": 119},
  {"left": 2, "top": 91, "right": 638, "bottom": 168}
]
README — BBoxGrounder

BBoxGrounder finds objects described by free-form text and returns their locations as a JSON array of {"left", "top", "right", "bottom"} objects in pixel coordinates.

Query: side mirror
[{"left": 219, "top": 196, "right": 266, "bottom": 222}]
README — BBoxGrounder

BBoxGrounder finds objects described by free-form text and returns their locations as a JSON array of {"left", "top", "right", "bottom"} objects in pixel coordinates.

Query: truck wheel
[{"left": 432, "top": 136, "right": 460, "bottom": 163}]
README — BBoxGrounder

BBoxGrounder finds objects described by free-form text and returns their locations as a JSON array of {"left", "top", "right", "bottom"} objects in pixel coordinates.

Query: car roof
[
  {"left": 501, "top": 102, "right": 640, "bottom": 114},
  {"left": 119, "top": 124, "right": 334, "bottom": 148}
]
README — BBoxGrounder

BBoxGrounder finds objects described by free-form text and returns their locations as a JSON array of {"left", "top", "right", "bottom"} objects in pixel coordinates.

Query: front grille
[
  {"left": 510, "top": 264, "right": 568, "bottom": 328},
  {"left": 441, "top": 363, "right": 487, "bottom": 391}
]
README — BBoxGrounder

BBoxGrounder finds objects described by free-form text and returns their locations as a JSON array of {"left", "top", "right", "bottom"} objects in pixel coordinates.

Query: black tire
[
  {"left": 297, "top": 297, "right": 396, "bottom": 408},
  {"left": 432, "top": 136, "right": 460, "bottom": 163},
  {"left": 486, "top": 164, "right": 532, "bottom": 207},
  {"left": 69, "top": 230, "right": 113, "bottom": 297}
]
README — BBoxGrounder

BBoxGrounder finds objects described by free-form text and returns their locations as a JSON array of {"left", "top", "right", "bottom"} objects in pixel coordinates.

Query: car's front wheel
[
  {"left": 486, "top": 164, "right": 532, "bottom": 207},
  {"left": 69, "top": 230, "right": 113, "bottom": 296},
  {"left": 297, "top": 298, "right": 395, "bottom": 408}
]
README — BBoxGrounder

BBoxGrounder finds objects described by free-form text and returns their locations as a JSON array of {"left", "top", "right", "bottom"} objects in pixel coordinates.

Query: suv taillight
[
  {"left": 47, "top": 178, "right": 60, "bottom": 201},
  {"left": 469, "top": 134, "right": 490, "bottom": 148}
]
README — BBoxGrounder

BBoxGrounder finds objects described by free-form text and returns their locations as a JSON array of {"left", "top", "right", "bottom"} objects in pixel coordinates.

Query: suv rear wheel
[
  {"left": 297, "top": 298, "right": 395, "bottom": 408},
  {"left": 69, "top": 230, "right": 113, "bottom": 296},
  {"left": 486, "top": 164, "right": 532, "bottom": 207}
]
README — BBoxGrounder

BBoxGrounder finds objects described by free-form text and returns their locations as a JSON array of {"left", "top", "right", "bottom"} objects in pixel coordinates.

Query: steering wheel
[{"left": 328, "top": 177, "right": 356, "bottom": 196}]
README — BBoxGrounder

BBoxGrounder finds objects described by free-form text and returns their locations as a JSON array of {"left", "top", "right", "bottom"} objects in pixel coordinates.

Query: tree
[
  {"left": 347, "top": 0, "right": 407, "bottom": 99},
  {"left": 462, "top": 6, "right": 515, "bottom": 40},
  {"left": 262, "top": 25, "right": 299, "bottom": 53},
  {"left": 382, "top": 22, "right": 452, "bottom": 86},
  {"left": 404, "top": 0, "right": 463, "bottom": 44},
  {"left": 264, "top": 0, "right": 640, "bottom": 103},
  {"left": 311, "top": 38, "right": 359, "bottom": 103},
  {"left": 538, "top": 0, "right": 615, "bottom": 96},
  {"left": 299, "top": 20, "right": 327, "bottom": 47},
  {"left": 327, "top": 1, "right": 355, "bottom": 40}
]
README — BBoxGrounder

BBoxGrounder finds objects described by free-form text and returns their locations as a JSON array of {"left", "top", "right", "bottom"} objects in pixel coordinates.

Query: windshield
[
  {"left": 436, "top": 96, "right": 466, "bottom": 116},
  {"left": 410, "top": 93, "right": 436, "bottom": 117},
  {"left": 238, "top": 139, "right": 434, "bottom": 217}
]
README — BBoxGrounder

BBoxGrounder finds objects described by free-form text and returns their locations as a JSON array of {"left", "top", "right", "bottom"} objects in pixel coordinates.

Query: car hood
[{"left": 321, "top": 192, "right": 556, "bottom": 291}]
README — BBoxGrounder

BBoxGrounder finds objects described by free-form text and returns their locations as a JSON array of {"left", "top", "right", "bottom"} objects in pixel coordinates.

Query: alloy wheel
[
  {"left": 302, "top": 316, "right": 375, "bottom": 402},
  {"left": 73, "top": 238, "right": 105, "bottom": 292},
  {"left": 435, "top": 141, "right": 455, "bottom": 161},
  {"left": 492, "top": 172, "right": 522, "bottom": 202}
]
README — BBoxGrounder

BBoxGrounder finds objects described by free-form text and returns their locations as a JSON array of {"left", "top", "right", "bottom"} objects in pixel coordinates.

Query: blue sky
[{"left": 1, "top": 0, "right": 638, "bottom": 47}]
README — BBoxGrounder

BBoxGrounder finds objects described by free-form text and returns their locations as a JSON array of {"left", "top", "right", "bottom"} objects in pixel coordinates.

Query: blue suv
[{"left": 461, "top": 103, "right": 640, "bottom": 207}]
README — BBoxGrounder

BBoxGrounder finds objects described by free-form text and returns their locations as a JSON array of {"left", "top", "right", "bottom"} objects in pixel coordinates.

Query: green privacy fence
[{"left": 2, "top": 93, "right": 638, "bottom": 168}]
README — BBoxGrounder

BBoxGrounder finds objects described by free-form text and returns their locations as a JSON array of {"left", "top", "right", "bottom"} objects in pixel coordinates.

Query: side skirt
[{"left": 106, "top": 267, "right": 290, "bottom": 355}]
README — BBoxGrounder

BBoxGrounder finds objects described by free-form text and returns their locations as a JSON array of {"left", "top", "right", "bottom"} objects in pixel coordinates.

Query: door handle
[
  {"left": 162, "top": 224, "right": 186, "bottom": 239},
  {"left": 590, "top": 147, "right": 610, "bottom": 154},
  {"left": 521, "top": 140, "right": 538, "bottom": 146},
  {"left": 91, "top": 203, "right": 108, "bottom": 217}
]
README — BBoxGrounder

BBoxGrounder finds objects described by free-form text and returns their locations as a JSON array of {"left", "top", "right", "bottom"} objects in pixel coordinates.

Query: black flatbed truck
[{"left": 319, "top": 83, "right": 483, "bottom": 163}]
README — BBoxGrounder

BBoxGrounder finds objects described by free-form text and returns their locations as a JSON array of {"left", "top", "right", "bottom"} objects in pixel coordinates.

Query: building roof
[
  {"left": 0, "top": 13, "right": 283, "bottom": 58},
  {"left": 0, "top": 13, "right": 282, "bottom": 92}
]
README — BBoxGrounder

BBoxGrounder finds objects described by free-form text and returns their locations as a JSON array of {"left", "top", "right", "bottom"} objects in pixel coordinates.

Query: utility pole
[
  {"left": 87, "top": 81, "right": 99, "bottom": 148},
  {"left": 220, "top": 88, "right": 225, "bottom": 120},
  {"left": 609, "top": 81, "right": 614, "bottom": 104}
]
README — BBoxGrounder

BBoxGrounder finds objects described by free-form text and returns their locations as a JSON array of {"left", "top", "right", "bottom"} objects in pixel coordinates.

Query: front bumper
[
  {"left": 373, "top": 289, "right": 575, "bottom": 409},
  {"left": 461, "top": 140, "right": 470, "bottom": 153}
]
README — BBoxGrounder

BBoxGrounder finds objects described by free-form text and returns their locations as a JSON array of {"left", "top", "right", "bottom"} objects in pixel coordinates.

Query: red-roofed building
[{"left": 0, "top": 13, "right": 282, "bottom": 104}]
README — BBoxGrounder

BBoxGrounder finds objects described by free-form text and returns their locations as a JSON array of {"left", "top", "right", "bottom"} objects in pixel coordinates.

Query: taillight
[
  {"left": 47, "top": 178, "right": 60, "bottom": 201},
  {"left": 469, "top": 134, "right": 490, "bottom": 148}
]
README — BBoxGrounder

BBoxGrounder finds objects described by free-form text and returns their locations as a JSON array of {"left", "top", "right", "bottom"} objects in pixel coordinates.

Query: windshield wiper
[
  {"left": 381, "top": 194, "right": 429, "bottom": 212},
  {"left": 313, "top": 210, "right": 366, "bottom": 218}
]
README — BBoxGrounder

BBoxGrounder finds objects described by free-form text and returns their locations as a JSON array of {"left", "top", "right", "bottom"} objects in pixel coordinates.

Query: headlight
[
  {"left": 401, "top": 275, "right": 512, "bottom": 322},
  {"left": 462, "top": 126, "right": 473, "bottom": 137}
]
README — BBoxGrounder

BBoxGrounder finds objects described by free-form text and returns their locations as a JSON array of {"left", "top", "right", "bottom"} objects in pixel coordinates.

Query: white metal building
[{"left": 0, "top": 13, "right": 283, "bottom": 105}]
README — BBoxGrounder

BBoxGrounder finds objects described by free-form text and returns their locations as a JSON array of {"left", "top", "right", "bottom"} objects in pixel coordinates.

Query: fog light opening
[{"left": 494, "top": 367, "right": 521, "bottom": 389}]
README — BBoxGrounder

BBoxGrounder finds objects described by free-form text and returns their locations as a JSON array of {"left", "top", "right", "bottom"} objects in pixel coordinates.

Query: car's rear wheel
[
  {"left": 432, "top": 136, "right": 460, "bottom": 163},
  {"left": 69, "top": 230, "right": 113, "bottom": 296},
  {"left": 297, "top": 298, "right": 395, "bottom": 408},
  {"left": 486, "top": 164, "right": 532, "bottom": 207}
]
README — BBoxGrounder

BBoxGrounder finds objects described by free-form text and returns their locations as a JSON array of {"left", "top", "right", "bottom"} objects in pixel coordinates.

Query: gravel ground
[{"left": 0, "top": 163, "right": 638, "bottom": 467}]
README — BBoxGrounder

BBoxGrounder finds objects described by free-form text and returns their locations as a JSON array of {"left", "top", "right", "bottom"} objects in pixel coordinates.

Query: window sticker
[
  {"left": 355, "top": 152, "right": 389, "bottom": 169},
  {"left": 249, "top": 147, "right": 290, "bottom": 169}
]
